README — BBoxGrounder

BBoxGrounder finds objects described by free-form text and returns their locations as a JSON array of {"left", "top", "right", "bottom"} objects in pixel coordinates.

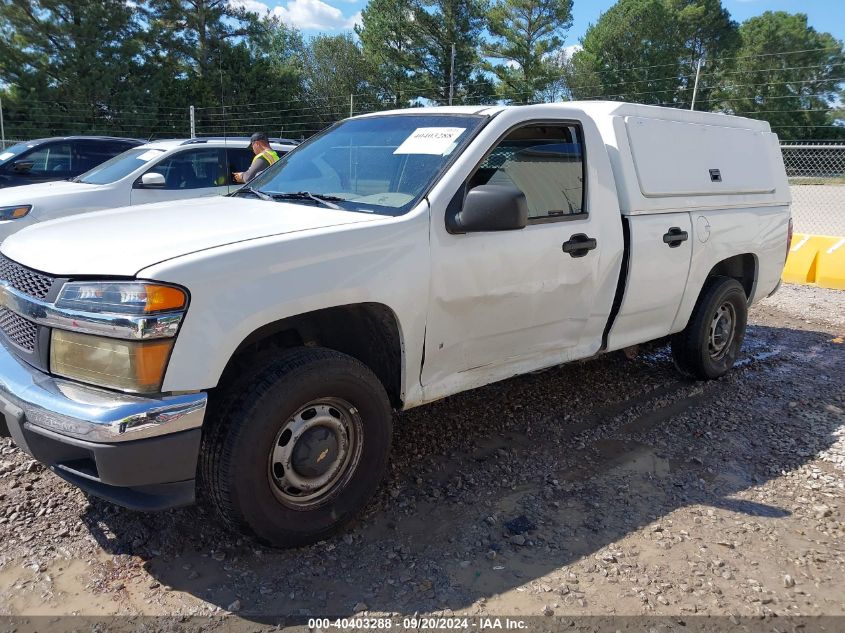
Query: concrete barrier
[
  {"left": 816, "top": 237, "right": 845, "bottom": 290},
  {"left": 783, "top": 233, "right": 845, "bottom": 289}
]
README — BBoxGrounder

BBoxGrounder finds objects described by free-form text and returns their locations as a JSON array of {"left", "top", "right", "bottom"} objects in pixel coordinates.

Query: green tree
[
  {"left": 567, "top": 0, "right": 683, "bottom": 104},
  {"left": 0, "top": 0, "right": 152, "bottom": 138},
  {"left": 300, "top": 34, "right": 380, "bottom": 128},
  {"left": 144, "top": 3, "right": 306, "bottom": 136},
  {"left": 223, "top": 16, "right": 304, "bottom": 135},
  {"left": 567, "top": 0, "right": 739, "bottom": 106},
  {"left": 721, "top": 12, "right": 845, "bottom": 139},
  {"left": 483, "top": 0, "right": 574, "bottom": 104},
  {"left": 356, "top": 0, "right": 419, "bottom": 106},
  {"left": 254, "top": 16, "right": 303, "bottom": 83},
  {"left": 830, "top": 90, "right": 845, "bottom": 129},
  {"left": 410, "top": 0, "right": 487, "bottom": 104},
  {"left": 668, "top": 0, "right": 739, "bottom": 107},
  {"left": 148, "top": 0, "right": 241, "bottom": 78}
]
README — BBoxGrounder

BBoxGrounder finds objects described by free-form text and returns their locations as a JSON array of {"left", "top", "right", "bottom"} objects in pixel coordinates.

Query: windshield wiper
[
  {"left": 270, "top": 191, "right": 343, "bottom": 210},
  {"left": 231, "top": 186, "right": 272, "bottom": 201}
]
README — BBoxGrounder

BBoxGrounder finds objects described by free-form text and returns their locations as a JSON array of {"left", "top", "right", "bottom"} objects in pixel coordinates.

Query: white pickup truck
[{"left": 0, "top": 102, "right": 791, "bottom": 547}]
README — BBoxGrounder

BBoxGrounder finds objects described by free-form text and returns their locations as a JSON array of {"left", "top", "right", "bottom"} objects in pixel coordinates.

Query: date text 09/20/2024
[{"left": 307, "top": 617, "right": 528, "bottom": 629}]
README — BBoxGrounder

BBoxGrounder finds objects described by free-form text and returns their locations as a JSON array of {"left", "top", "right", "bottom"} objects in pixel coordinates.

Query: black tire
[
  {"left": 200, "top": 347, "right": 392, "bottom": 548},
  {"left": 671, "top": 276, "right": 747, "bottom": 380}
]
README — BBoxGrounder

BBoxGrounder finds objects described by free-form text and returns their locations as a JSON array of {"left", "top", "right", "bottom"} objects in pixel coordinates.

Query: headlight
[
  {"left": 0, "top": 205, "right": 32, "bottom": 221},
  {"left": 50, "top": 329, "right": 174, "bottom": 393},
  {"left": 50, "top": 281, "right": 188, "bottom": 392},
  {"left": 56, "top": 281, "right": 187, "bottom": 314}
]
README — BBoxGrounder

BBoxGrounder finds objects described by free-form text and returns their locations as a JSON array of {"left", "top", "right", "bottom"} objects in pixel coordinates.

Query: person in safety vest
[{"left": 233, "top": 132, "right": 279, "bottom": 184}]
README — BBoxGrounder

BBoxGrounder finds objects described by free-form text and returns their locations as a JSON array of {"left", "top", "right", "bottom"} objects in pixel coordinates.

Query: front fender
[{"left": 138, "top": 212, "right": 430, "bottom": 404}]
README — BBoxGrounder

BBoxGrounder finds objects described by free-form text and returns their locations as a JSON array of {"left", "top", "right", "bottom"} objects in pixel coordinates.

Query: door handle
[
  {"left": 663, "top": 227, "right": 689, "bottom": 247},
  {"left": 562, "top": 233, "right": 597, "bottom": 258}
]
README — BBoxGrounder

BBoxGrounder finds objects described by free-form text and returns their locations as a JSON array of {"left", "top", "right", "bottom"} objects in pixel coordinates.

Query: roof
[
  {"left": 356, "top": 105, "right": 504, "bottom": 118},
  {"left": 136, "top": 138, "right": 299, "bottom": 151},
  {"left": 353, "top": 100, "right": 771, "bottom": 132},
  {"left": 19, "top": 136, "right": 144, "bottom": 145},
  {"left": 565, "top": 100, "right": 772, "bottom": 132},
  {"left": 181, "top": 136, "right": 300, "bottom": 146}
]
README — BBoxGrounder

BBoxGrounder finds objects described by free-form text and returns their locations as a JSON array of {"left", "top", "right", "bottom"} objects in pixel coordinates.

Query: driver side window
[
  {"left": 148, "top": 149, "right": 224, "bottom": 190},
  {"left": 470, "top": 124, "right": 585, "bottom": 220},
  {"left": 20, "top": 143, "right": 74, "bottom": 176}
]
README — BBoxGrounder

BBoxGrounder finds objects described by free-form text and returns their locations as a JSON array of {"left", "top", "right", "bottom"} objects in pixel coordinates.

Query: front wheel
[
  {"left": 671, "top": 276, "right": 748, "bottom": 380},
  {"left": 200, "top": 347, "right": 393, "bottom": 548}
]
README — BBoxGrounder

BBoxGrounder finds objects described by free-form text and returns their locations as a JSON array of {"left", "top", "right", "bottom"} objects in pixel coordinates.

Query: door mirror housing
[
  {"left": 447, "top": 184, "right": 528, "bottom": 234},
  {"left": 11, "top": 160, "right": 34, "bottom": 174},
  {"left": 139, "top": 172, "right": 166, "bottom": 188}
]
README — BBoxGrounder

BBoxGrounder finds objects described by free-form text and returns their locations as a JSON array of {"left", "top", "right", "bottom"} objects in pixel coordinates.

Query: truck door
[{"left": 421, "top": 118, "right": 623, "bottom": 392}]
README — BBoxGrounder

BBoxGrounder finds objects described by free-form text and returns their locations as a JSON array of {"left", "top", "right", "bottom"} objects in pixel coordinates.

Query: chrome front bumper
[
  {"left": 0, "top": 340, "right": 207, "bottom": 510},
  {"left": 0, "top": 339, "right": 206, "bottom": 443}
]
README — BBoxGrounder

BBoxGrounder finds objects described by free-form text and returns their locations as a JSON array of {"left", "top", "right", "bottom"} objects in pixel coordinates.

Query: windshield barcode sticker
[{"left": 394, "top": 127, "right": 466, "bottom": 155}]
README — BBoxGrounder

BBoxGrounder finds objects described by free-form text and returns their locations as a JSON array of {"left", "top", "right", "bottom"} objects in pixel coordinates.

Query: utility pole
[
  {"left": 690, "top": 58, "right": 704, "bottom": 111},
  {"left": 0, "top": 94, "right": 5, "bottom": 149},
  {"left": 189, "top": 105, "right": 196, "bottom": 138},
  {"left": 448, "top": 43, "right": 456, "bottom": 106},
  {"left": 350, "top": 93, "right": 354, "bottom": 118}
]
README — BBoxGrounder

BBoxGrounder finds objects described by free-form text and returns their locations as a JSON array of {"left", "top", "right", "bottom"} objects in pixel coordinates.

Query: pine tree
[
  {"left": 484, "top": 0, "right": 574, "bottom": 104},
  {"left": 356, "top": 0, "right": 419, "bottom": 106}
]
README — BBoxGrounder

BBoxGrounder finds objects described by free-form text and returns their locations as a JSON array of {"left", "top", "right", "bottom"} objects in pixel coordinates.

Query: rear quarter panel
[{"left": 671, "top": 204, "right": 790, "bottom": 334}]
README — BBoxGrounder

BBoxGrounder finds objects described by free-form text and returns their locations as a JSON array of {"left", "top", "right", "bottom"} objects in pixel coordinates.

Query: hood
[
  {"left": 1, "top": 195, "right": 384, "bottom": 277},
  {"left": 0, "top": 180, "right": 104, "bottom": 206}
]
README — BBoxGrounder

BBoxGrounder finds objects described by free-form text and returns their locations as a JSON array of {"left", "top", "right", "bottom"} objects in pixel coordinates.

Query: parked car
[
  {"left": 0, "top": 136, "right": 143, "bottom": 189},
  {"left": 0, "top": 137, "right": 298, "bottom": 242},
  {"left": 0, "top": 102, "right": 791, "bottom": 547}
]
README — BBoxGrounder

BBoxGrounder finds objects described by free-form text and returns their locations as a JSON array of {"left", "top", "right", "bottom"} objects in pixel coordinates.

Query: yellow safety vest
[{"left": 254, "top": 149, "right": 279, "bottom": 166}]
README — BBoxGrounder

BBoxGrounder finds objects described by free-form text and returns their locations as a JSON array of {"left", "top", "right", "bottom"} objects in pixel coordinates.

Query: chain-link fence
[
  {"left": 3, "top": 132, "right": 845, "bottom": 238},
  {"left": 782, "top": 142, "right": 845, "bottom": 236}
]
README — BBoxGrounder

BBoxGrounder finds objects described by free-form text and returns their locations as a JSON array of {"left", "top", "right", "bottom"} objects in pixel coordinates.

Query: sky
[{"left": 232, "top": 0, "right": 845, "bottom": 43}]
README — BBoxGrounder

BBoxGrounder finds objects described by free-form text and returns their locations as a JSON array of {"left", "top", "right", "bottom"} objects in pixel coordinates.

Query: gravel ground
[{"left": 0, "top": 283, "right": 843, "bottom": 627}]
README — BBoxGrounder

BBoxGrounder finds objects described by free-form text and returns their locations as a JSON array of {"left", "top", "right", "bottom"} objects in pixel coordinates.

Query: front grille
[
  {"left": 0, "top": 307, "right": 37, "bottom": 352},
  {"left": 0, "top": 254, "right": 55, "bottom": 300}
]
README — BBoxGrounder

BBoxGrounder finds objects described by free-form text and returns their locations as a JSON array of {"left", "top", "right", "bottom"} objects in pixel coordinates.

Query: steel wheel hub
[
  {"left": 268, "top": 398, "right": 362, "bottom": 508},
  {"left": 709, "top": 302, "right": 736, "bottom": 360}
]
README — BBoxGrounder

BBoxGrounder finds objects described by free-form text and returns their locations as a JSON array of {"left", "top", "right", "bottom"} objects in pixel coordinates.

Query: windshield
[
  {"left": 0, "top": 142, "right": 34, "bottom": 167},
  {"left": 249, "top": 114, "right": 486, "bottom": 215},
  {"left": 78, "top": 148, "right": 166, "bottom": 184}
]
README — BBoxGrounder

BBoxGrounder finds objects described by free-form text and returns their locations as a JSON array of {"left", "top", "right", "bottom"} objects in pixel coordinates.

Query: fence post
[
  {"left": 189, "top": 105, "right": 196, "bottom": 138},
  {"left": 0, "top": 94, "right": 5, "bottom": 149}
]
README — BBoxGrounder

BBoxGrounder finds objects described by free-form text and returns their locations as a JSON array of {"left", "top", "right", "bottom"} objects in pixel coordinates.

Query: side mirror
[
  {"left": 12, "top": 160, "right": 34, "bottom": 174},
  {"left": 139, "top": 172, "right": 166, "bottom": 188},
  {"left": 447, "top": 184, "right": 528, "bottom": 234}
]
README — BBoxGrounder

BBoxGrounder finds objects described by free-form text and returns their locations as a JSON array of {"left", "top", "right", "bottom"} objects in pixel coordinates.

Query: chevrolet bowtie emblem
[{"left": 317, "top": 448, "right": 330, "bottom": 464}]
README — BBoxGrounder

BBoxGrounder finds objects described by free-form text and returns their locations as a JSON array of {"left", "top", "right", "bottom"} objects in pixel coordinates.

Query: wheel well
[
  {"left": 220, "top": 303, "right": 404, "bottom": 408},
  {"left": 706, "top": 254, "right": 756, "bottom": 299}
]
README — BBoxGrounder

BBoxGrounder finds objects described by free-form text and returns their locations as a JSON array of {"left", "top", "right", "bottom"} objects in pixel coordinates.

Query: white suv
[{"left": 0, "top": 137, "right": 297, "bottom": 242}]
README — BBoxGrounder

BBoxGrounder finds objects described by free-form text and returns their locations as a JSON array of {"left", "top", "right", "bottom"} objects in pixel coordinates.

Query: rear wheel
[
  {"left": 200, "top": 347, "right": 392, "bottom": 547},
  {"left": 671, "top": 276, "right": 747, "bottom": 380}
]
